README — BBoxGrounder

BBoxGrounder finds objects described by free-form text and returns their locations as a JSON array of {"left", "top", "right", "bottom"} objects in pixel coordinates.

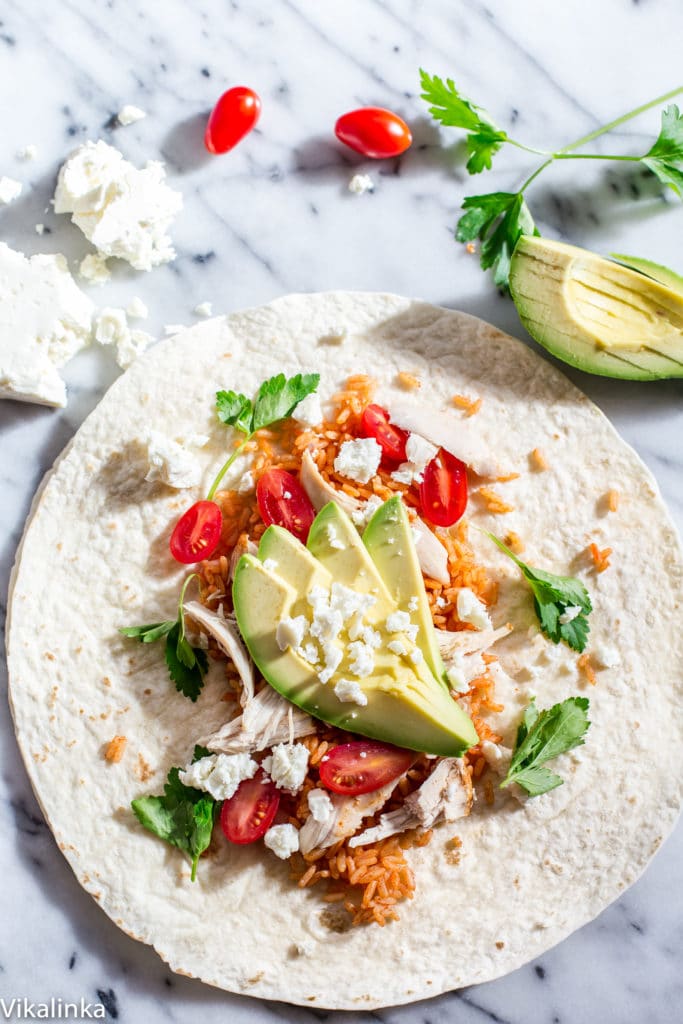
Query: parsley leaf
[
  {"left": 457, "top": 192, "right": 539, "bottom": 289},
  {"left": 487, "top": 533, "right": 592, "bottom": 651},
  {"left": 419, "top": 70, "right": 507, "bottom": 174},
  {"left": 119, "top": 621, "right": 175, "bottom": 643},
  {"left": 215, "top": 390, "right": 253, "bottom": 434},
  {"left": 251, "top": 372, "right": 320, "bottom": 431},
  {"left": 501, "top": 697, "right": 591, "bottom": 796},
  {"left": 642, "top": 106, "right": 683, "bottom": 195},
  {"left": 132, "top": 765, "right": 218, "bottom": 881}
]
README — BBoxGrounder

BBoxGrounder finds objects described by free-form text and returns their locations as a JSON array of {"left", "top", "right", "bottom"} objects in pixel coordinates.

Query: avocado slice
[
  {"left": 232, "top": 553, "right": 477, "bottom": 756},
  {"left": 509, "top": 236, "right": 683, "bottom": 380},
  {"left": 363, "top": 496, "right": 447, "bottom": 686},
  {"left": 611, "top": 253, "right": 683, "bottom": 294},
  {"left": 258, "top": 524, "right": 332, "bottom": 599}
]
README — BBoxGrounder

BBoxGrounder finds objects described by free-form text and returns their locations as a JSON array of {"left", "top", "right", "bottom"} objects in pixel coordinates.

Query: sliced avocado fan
[
  {"left": 232, "top": 500, "right": 478, "bottom": 757},
  {"left": 509, "top": 235, "right": 683, "bottom": 380}
]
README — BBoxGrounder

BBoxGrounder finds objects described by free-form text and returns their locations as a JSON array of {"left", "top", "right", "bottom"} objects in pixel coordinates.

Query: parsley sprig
[
  {"left": 208, "top": 372, "right": 320, "bottom": 498},
  {"left": 420, "top": 71, "right": 683, "bottom": 288},
  {"left": 132, "top": 745, "right": 216, "bottom": 881},
  {"left": 501, "top": 697, "right": 590, "bottom": 796},
  {"left": 120, "top": 574, "right": 208, "bottom": 702},
  {"left": 487, "top": 534, "right": 592, "bottom": 652}
]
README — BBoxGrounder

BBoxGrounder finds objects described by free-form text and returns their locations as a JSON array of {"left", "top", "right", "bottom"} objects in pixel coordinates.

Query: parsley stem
[
  {"left": 206, "top": 436, "right": 251, "bottom": 500},
  {"left": 178, "top": 573, "right": 199, "bottom": 638},
  {"left": 507, "top": 139, "right": 550, "bottom": 157},
  {"left": 553, "top": 153, "right": 642, "bottom": 162},
  {"left": 556, "top": 86, "right": 683, "bottom": 155}
]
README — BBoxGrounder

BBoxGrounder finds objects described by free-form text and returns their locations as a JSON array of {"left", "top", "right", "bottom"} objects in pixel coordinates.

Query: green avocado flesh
[
  {"left": 363, "top": 496, "right": 448, "bottom": 686},
  {"left": 232, "top": 501, "right": 477, "bottom": 756},
  {"left": 509, "top": 236, "right": 683, "bottom": 380}
]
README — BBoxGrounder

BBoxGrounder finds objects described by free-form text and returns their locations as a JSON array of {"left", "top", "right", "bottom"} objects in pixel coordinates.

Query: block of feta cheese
[
  {"left": 0, "top": 242, "right": 94, "bottom": 407},
  {"left": 54, "top": 140, "right": 182, "bottom": 271}
]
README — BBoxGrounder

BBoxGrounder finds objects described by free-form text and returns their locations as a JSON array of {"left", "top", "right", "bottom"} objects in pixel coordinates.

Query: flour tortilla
[{"left": 7, "top": 292, "right": 683, "bottom": 1009}]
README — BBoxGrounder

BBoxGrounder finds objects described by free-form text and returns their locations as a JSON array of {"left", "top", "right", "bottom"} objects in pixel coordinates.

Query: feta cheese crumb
[
  {"left": 276, "top": 615, "right": 308, "bottom": 653},
  {"left": 292, "top": 391, "right": 323, "bottom": 427},
  {"left": 387, "top": 638, "right": 408, "bottom": 656},
  {"left": 145, "top": 431, "right": 202, "bottom": 489},
  {"left": 126, "top": 296, "right": 149, "bottom": 320},
  {"left": 16, "top": 144, "right": 38, "bottom": 161},
  {"left": 559, "top": 605, "right": 582, "bottom": 625},
  {"left": 262, "top": 558, "right": 278, "bottom": 572},
  {"left": 386, "top": 610, "right": 418, "bottom": 641},
  {"left": 264, "top": 823, "right": 300, "bottom": 859},
  {"left": 35, "top": 223, "right": 45, "bottom": 235},
  {"left": 348, "top": 173, "right": 374, "bottom": 195},
  {"left": 592, "top": 642, "right": 620, "bottom": 669},
  {"left": 409, "top": 647, "right": 424, "bottom": 665},
  {"left": 407, "top": 596, "right": 419, "bottom": 612},
  {"left": 238, "top": 470, "right": 255, "bottom": 494},
  {"left": 334, "top": 437, "right": 382, "bottom": 484},
  {"left": 262, "top": 742, "right": 310, "bottom": 793},
  {"left": 117, "top": 104, "right": 147, "bottom": 126},
  {"left": 307, "top": 788, "right": 334, "bottom": 823},
  {"left": 54, "top": 140, "right": 182, "bottom": 271},
  {"left": 406, "top": 433, "right": 439, "bottom": 472},
  {"left": 391, "top": 463, "right": 416, "bottom": 485},
  {"left": 334, "top": 678, "right": 368, "bottom": 706},
  {"left": 79, "top": 253, "right": 110, "bottom": 285},
  {"left": 435, "top": 596, "right": 447, "bottom": 609},
  {"left": 0, "top": 177, "right": 22, "bottom": 204},
  {"left": 119, "top": 328, "right": 153, "bottom": 369},
  {"left": 93, "top": 307, "right": 151, "bottom": 371},
  {"left": 456, "top": 588, "right": 492, "bottom": 631},
  {"left": 351, "top": 494, "right": 383, "bottom": 530},
  {"left": 300, "top": 642, "right": 320, "bottom": 665},
  {"left": 446, "top": 659, "right": 468, "bottom": 694},
  {"left": 179, "top": 752, "right": 257, "bottom": 800},
  {"left": 193, "top": 301, "right": 213, "bottom": 317},
  {"left": 325, "top": 524, "right": 344, "bottom": 550},
  {"left": 347, "top": 641, "right": 375, "bottom": 678}
]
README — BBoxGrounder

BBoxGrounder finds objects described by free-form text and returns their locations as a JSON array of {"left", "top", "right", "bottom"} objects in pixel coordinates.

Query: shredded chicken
[
  {"left": 436, "top": 624, "right": 511, "bottom": 659},
  {"left": 200, "top": 685, "right": 316, "bottom": 754},
  {"left": 184, "top": 600, "right": 254, "bottom": 706},
  {"left": 385, "top": 399, "right": 501, "bottom": 479},
  {"left": 300, "top": 449, "right": 449, "bottom": 584},
  {"left": 228, "top": 534, "right": 258, "bottom": 582},
  {"left": 299, "top": 777, "right": 405, "bottom": 854}
]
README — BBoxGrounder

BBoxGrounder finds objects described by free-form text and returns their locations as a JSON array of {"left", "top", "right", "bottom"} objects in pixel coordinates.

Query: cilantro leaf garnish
[
  {"left": 487, "top": 534, "right": 592, "bottom": 651},
  {"left": 210, "top": 372, "right": 320, "bottom": 498},
  {"left": 120, "top": 574, "right": 208, "bottom": 702},
  {"left": 420, "top": 73, "right": 683, "bottom": 288},
  {"left": 132, "top": 764, "right": 218, "bottom": 881},
  {"left": 501, "top": 697, "right": 591, "bottom": 796}
]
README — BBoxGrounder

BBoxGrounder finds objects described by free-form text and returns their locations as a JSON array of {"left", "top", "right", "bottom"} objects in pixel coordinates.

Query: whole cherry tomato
[
  {"left": 256, "top": 469, "right": 316, "bottom": 544},
  {"left": 335, "top": 107, "right": 412, "bottom": 159},
  {"left": 319, "top": 741, "right": 414, "bottom": 795},
  {"left": 205, "top": 86, "right": 261, "bottom": 154},
  {"left": 360, "top": 404, "right": 409, "bottom": 464},
  {"left": 419, "top": 450, "right": 468, "bottom": 527},
  {"left": 169, "top": 500, "right": 223, "bottom": 563},
  {"left": 220, "top": 770, "right": 280, "bottom": 844}
]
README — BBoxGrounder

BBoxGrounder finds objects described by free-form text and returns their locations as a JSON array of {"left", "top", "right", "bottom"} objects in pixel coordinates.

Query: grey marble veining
[{"left": 1, "top": 0, "right": 683, "bottom": 1021}]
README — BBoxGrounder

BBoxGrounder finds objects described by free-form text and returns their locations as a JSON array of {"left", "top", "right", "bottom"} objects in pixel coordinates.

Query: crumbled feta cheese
[
  {"left": 347, "top": 640, "right": 375, "bottom": 678},
  {"left": 409, "top": 647, "right": 424, "bottom": 665},
  {"left": 262, "top": 558, "right": 278, "bottom": 572},
  {"left": 351, "top": 494, "right": 383, "bottom": 530},
  {"left": 54, "top": 140, "right": 182, "bottom": 271},
  {"left": 329, "top": 582, "right": 376, "bottom": 618},
  {"left": 0, "top": 242, "right": 94, "bottom": 407},
  {"left": 300, "top": 642, "right": 320, "bottom": 664},
  {"left": 0, "top": 177, "right": 22, "bottom": 204},
  {"left": 93, "top": 307, "right": 151, "bottom": 369},
  {"left": 348, "top": 173, "right": 375, "bottom": 195},
  {"left": 559, "top": 605, "right": 582, "bottom": 625},
  {"left": 391, "top": 462, "right": 416, "bottom": 485},
  {"left": 118, "top": 328, "right": 153, "bottom": 369},
  {"left": 16, "top": 144, "right": 38, "bottom": 161},
  {"left": 292, "top": 391, "right": 323, "bottom": 427},
  {"left": 276, "top": 615, "right": 308, "bottom": 652},
  {"left": 193, "top": 301, "right": 213, "bottom": 317},
  {"left": 164, "top": 323, "right": 185, "bottom": 335},
  {"left": 307, "top": 788, "right": 334, "bottom": 823},
  {"left": 325, "top": 524, "right": 344, "bottom": 550},
  {"left": 145, "top": 431, "right": 202, "bottom": 489},
  {"left": 405, "top": 433, "right": 439, "bottom": 472},
  {"left": 407, "top": 596, "right": 419, "bottom": 612},
  {"left": 456, "top": 588, "right": 492, "bottom": 631},
  {"left": 334, "top": 437, "right": 382, "bottom": 484},
  {"left": 334, "top": 678, "right": 368, "bottom": 706},
  {"left": 435, "top": 596, "right": 447, "bottom": 609},
  {"left": 179, "top": 752, "right": 258, "bottom": 800},
  {"left": 310, "top": 606, "right": 343, "bottom": 643},
  {"left": 262, "top": 742, "right": 310, "bottom": 793},
  {"left": 117, "top": 104, "right": 147, "bottom": 126},
  {"left": 592, "top": 642, "right": 620, "bottom": 669},
  {"left": 35, "top": 223, "right": 45, "bottom": 235},
  {"left": 446, "top": 660, "right": 468, "bottom": 694},
  {"left": 126, "top": 296, "right": 149, "bottom": 320},
  {"left": 481, "top": 740, "right": 512, "bottom": 777},
  {"left": 264, "top": 823, "right": 300, "bottom": 859},
  {"left": 318, "top": 642, "right": 343, "bottom": 683},
  {"left": 385, "top": 610, "right": 418, "bottom": 642},
  {"left": 388, "top": 638, "right": 408, "bottom": 656},
  {"left": 238, "top": 470, "right": 255, "bottom": 494},
  {"left": 79, "top": 253, "right": 110, "bottom": 285}
]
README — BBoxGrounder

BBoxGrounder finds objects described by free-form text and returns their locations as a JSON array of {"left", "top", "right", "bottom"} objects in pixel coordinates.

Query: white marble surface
[{"left": 1, "top": 0, "right": 683, "bottom": 1020}]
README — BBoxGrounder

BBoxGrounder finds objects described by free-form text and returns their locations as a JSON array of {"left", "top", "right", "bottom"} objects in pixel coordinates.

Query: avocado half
[{"left": 509, "top": 236, "right": 683, "bottom": 380}]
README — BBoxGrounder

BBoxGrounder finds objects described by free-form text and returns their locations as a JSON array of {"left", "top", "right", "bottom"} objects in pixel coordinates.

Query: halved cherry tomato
[
  {"left": 335, "top": 107, "right": 412, "bottom": 159},
  {"left": 256, "top": 469, "right": 316, "bottom": 544},
  {"left": 169, "top": 500, "right": 223, "bottom": 564},
  {"left": 205, "top": 86, "right": 261, "bottom": 154},
  {"left": 360, "top": 404, "right": 409, "bottom": 465},
  {"left": 419, "top": 449, "right": 468, "bottom": 527},
  {"left": 220, "top": 770, "right": 280, "bottom": 845},
  {"left": 319, "top": 741, "right": 415, "bottom": 796}
]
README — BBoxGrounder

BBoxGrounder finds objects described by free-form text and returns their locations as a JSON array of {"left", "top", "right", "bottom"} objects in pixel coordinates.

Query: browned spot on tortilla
[
  {"left": 102, "top": 676, "right": 112, "bottom": 688},
  {"left": 104, "top": 735, "right": 127, "bottom": 763},
  {"left": 136, "top": 754, "right": 154, "bottom": 782},
  {"left": 496, "top": 941, "right": 505, "bottom": 949},
  {"left": 44, "top": 651, "right": 55, "bottom": 661}
]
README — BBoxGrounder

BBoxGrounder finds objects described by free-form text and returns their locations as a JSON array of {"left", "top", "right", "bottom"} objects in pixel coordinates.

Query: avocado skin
[{"left": 510, "top": 236, "right": 683, "bottom": 381}]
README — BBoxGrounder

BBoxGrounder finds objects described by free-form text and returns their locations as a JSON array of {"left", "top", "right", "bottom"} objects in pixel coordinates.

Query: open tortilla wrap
[{"left": 6, "top": 292, "right": 683, "bottom": 1009}]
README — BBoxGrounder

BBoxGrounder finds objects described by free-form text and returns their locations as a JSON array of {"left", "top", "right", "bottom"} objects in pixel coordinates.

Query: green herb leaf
[
  {"left": 132, "top": 766, "right": 218, "bottom": 881},
  {"left": 216, "top": 389, "right": 253, "bottom": 434},
  {"left": 119, "top": 621, "right": 175, "bottom": 643},
  {"left": 642, "top": 157, "right": 683, "bottom": 197},
  {"left": 165, "top": 621, "right": 208, "bottom": 702},
  {"left": 419, "top": 70, "right": 507, "bottom": 173},
  {"left": 645, "top": 104, "right": 683, "bottom": 163},
  {"left": 501, "top": 697, "right": 591, "bottom": 796},
  {"left": 251, "top": 372, "right": 320, "bottom": 432},
  {"left": 487, "top": 533, "right": 592, "bottom": 650},
  {"left": 192, "top": 744, "right": 212, "bottom": 762},
  {"left": 457, "top": 192, "right": 539, "bottom": 290}
]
